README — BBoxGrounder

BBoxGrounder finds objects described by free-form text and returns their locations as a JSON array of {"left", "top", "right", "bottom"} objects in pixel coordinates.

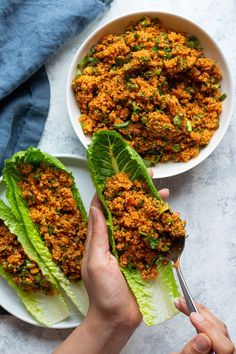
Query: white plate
[
  {"left": 0, "top": 154, "right": 95, "bottom": 328},
  {"left": 66, "top": 11, "right": 233, "bottom": 178}
]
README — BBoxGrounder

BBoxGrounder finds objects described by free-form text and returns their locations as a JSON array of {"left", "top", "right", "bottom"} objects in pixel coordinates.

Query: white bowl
[{"left": 66, "top": 11, "right": 233, "bottom": 178}]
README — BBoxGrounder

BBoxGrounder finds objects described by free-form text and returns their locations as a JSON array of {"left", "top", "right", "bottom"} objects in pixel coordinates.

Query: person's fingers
[
  {"left": 82, "top": 194, "right": 100, "bottom": 266},
  {"left": 176, "top": 333, "right": 212, "bottom": 354},
  {"left": 159, "top": 188, "right": 169, "bottom": 200},
  {"left": 190, "top": 312, "right": 235, "bottom": 353},
  {"left": 81, "top": 207, "right": 93, "bottom": 271},
  {"left": 175, "top": 298, "right": 230, "bottom": 337},
  {"left": 90, "top": 193, "right": 103, "bottom": 210},
  {"left": 88, "top": 205, "right": 110, "bottom": 259}
]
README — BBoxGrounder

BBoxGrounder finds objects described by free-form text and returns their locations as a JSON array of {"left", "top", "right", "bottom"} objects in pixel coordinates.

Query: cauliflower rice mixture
[
  {"left": 17, "top": 163, "right": 87, "bottom": 281},
  {"left": 104, "top": 172, "right": 186, "bottom": 279},
  {"left": 72, "top": 16, "right": 225, "bottom": 165},
  {"left": 0, "top": 219, "right": 54, "bottom": 294}
]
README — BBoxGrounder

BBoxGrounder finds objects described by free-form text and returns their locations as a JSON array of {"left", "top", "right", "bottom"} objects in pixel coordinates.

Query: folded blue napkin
[{"left": 0, "top": 0, "right": 112, "bottom": 174}]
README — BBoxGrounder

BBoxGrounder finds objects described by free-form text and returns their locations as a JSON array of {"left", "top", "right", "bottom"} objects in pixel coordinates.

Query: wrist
[
  {"left": 82, "top": 308, "right": 137, "bottom": 354},
  {"left": 86, "top": 305, "right": 140, "bottom": 333}
]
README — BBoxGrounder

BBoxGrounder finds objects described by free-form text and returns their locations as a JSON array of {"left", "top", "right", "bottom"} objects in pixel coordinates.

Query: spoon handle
[
  {"left": 176, "top": 266, "right": 198, "bottom": 313},
  {"left": 176, "top": 266, "right": 216, "bottom": 354}
]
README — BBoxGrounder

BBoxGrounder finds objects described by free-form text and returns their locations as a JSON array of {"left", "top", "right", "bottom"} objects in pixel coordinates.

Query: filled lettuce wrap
[
  {"left": 0, "top": 199, "right": 70, "bottom": 326},
  {"left": 2, "top": 148, "right": 88, "bottom": 316},
  {"left": 87, "top": 131, "right": 186, "bottom": 326}
]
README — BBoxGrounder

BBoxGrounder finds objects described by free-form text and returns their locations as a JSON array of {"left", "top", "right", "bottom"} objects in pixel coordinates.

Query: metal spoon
[{"left": 166, "top": 237, "right": 215, "bottom": 354}]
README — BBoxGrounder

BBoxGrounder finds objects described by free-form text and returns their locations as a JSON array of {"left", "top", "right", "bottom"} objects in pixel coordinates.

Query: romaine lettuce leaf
[
  {"left": 2, "top": 148, "right": 88, "bottom": 316},
  {"left": 0, "top": 199, "right": 70, "bottom": 326},
  {"left": 87, "top": 131, "right": 180, "bottom": 326}
]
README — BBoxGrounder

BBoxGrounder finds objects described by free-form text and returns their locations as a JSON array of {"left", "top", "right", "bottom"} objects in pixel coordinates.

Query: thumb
[
  {"left": 89, "top": 205, "right": 110, "bottom": 259},
  {"left": 179, "top": 333, "right": 212, "bottom": 354}
]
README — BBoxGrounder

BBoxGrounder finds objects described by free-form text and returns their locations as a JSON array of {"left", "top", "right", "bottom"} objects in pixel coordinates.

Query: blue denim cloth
[{"left": 0, "top": 0, "right": 112, "bottom": 173}]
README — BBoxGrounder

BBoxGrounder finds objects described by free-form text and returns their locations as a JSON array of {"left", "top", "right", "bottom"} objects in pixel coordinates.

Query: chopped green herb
[
  {"left": 211, "top": 83, "right": 220, "bottom": 90},
  {"left": 185, "top": 87, "right": 195, "bottom": 94},
  {"left": 193, "top": 113, "right": 203, "bottom": 120},
  {"left": 173, "top": 115, "right": 183, "bottom": 128},
  {"left": 164, "top": 52, "right": 171, "bottom": 59},
  {"left": 152, "top": 46, "right": 159, "bottom": 53},
  {"left": 166, "top": 217, "right": 173, "bottom": 225},
  {"left": 34, "top": 173, "right": 42, "bottom": 180},
  {"left": 113, "top": 225, "right": 121, "bottom": 231},
  {"left": 114, "top": 120, "right": 131, "bottom": 129},
  {"left": 219, "top": 93, "right": 227, "bottom": 101},
  {"left": 155, "top": 68, "right": 162, "bottom": 76},
  {"left": 76, "top": 69, "right": 82, "bottom": 77},
  {"left": 88, "top": 46, "right": 96, "bottom": 54},
  {"left": 132, "top": 103, "right": 141, "bottom": 114},
  {"left": 141, "top": 56, "right": 148, "bottom": 63},
  {"left": 186, "top": 120, "right": 192, "bottom": 132},
  {"left": 48, "top": 226, "right": 54, "bottom": 235},
  {"left": 139, "top": 19, "right": 150, "bottom": 27},
  {"left": 186, "top": 36, "right": 200, "bottom": 48},
  {"left": 161, "top": 245, "right": 170, "bottom": 252},
  {"left": 126, "top": 81, "right": 138, "bottom": 90},
  {"left": 77, "top": 56, "right": 89, "bottom": 68},
  {"left": 131, "top": 45, "right": 141, "bottom": 51},
  {"left": 134, "top": 32, "right": 139, "bottom": 39},
  {"left": 87, "top": 56, "right": 100, "bottom": 64},
  {"left": 172, "top": 144, "right": 180, "bottom": 152},
  {"left": 148, "top": 237, "right": 159, "bottom": 250},
  {"left": 115, "top": 58, "right": 127, "bottom": 66},
  {"left": 139, "top": 230, "right": 148, "bottom": 236}
]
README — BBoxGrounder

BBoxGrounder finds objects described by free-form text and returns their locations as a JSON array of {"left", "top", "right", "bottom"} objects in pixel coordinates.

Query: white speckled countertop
[{"left": 1, "top": 0, "right": 236, "bottom": 353}]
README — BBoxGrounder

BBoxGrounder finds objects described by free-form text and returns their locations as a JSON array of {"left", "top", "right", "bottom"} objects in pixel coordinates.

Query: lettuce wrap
[
  {"left": 2, "top": 148, "right": 89, "bottom": 316},
  {"left": 0, "top": 199, "right": 70, "bottom": 326},
  {"left": 87, "top": 131, "right": 183, "bottom": 326}
]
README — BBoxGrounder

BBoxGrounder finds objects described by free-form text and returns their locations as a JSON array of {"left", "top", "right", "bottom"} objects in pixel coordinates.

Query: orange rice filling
[
  {"left": 73, "top": 16, "right": 223, "bottom": 165},
  {"left": 17, "top": 163, "right": 87, "bottom": 281},
  {"left": 104, "top": 172, "right": 186, "bottom": 279},
  {"left": 0, "top": 220, "right": 54, "bottom": 294}
]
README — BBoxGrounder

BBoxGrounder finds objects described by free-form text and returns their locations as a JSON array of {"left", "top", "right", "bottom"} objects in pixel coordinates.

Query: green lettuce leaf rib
[
  {"left": 2, "top": 148, "right": 88, "bottom": 316},
  {"left": 87, "top": 131, "right": 180, "bottom": 326},
  {"left": 0, "top": 200, "right": 70, "bottom": 326}
]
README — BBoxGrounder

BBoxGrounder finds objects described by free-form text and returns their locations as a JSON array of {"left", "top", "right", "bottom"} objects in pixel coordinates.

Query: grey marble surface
[{"left": 1, "top": 0, "right": 236, "bottom": 353}]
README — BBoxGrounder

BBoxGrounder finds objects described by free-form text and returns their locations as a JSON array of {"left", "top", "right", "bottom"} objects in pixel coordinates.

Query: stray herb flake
[{"left": 219, "top": 93, "right": 227, "bottom": 101}]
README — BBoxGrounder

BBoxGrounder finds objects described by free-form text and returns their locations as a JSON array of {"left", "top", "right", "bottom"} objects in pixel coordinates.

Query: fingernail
[
  {"left": 174, "top": 298, "right": 180, "bottom": 308},
  {"left": 191, "top": 312, "right": 204, "bottom": 322},
  {"left": 91, "top": 206, "right": 98, "bottom": 222},
  {"left": 193, "top": 334, "right": 211, "bottom": 352}
]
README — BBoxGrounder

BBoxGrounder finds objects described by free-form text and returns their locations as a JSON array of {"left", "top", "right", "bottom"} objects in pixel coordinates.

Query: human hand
[
  {"left": 172, "top": 298, "right": 235, "bottom": 354},
  {"left": 82, "top": 187, "right": 170, "bottom": 329},
  {"left": 81, "top": 193, "right": 142, "bottom": 330}
]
